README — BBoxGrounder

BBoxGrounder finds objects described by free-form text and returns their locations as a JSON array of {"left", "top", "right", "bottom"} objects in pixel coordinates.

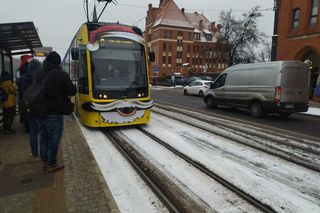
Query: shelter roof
[{"left": 0, "top": 22, "right": 42, "bottom": 55}]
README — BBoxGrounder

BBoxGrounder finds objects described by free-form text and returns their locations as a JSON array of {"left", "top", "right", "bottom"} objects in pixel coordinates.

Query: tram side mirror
[
  {"left": 71, "top": 47, "right": 79, "bottom": 61},
  {"left": 148, "top": 50, "right": 155, "bottom": 62}
]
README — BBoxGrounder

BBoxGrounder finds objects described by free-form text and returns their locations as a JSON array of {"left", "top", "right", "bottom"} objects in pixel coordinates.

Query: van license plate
[{"left": 285, "top": 104, "right": 295, "bottom": 109}]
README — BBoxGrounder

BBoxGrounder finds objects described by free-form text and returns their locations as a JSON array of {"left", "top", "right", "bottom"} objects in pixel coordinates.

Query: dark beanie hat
[{"left": 46, "top": 51, "right": 61, "bottom": 65}]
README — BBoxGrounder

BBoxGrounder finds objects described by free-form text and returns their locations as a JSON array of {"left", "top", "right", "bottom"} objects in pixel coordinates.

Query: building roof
[
  {"left": 150, "top": 0, "right": 219, "bottom": 42},
  {"left": 185, "top": 12, "right": 218, "bottom": 42},
  {"left": 0, "top": 22, "right": 42, "bottom": 54},
  {"left": 153, "top": 0, "right": 194, "bottom": 29},
  {"left": 184, "top": 12, "right": 211, "bottom": 31}
]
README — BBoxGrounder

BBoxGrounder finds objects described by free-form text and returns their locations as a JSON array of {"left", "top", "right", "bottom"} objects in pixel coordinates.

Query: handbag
[{"left": 62, "top": 97, "right": 75, "bottom": 115}]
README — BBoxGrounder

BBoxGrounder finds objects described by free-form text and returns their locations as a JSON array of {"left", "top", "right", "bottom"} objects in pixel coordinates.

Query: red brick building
[
  {"left": 145, "top": 0, "right": 228, "bottom": 78},
  {"left": 275, "top": 0, "right": 320, "bottom": 97}
]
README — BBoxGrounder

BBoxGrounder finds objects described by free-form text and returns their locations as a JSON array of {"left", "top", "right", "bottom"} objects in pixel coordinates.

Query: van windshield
[{"left": 212, "top": 74, "right": 227, "bottom": 88}]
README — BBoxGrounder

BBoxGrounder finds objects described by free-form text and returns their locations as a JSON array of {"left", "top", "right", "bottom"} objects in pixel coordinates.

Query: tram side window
[{"left": 77, "top": 47, "right": 89, "bottom": 94}]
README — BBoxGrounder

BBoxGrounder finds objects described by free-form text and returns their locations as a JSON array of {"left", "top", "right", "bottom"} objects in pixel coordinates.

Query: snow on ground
[
  {"left": 303, "top": 107, "right": 320, "bottom": 116},
  {"left": 78, "top": 124, "right": 168, "bottom": 213},
  {"left": 118, "top": 129, "right": 260, "bottom": 212},
  {"left": 77, "top": 92, "right": 320, "bottom": 212},
  {"left": 141, "top": 113, "right": 320, "bottom": 212}
]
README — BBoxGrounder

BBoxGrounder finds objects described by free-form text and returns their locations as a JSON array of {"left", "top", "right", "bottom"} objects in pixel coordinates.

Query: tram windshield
[{"left": 90, "top": 37, "right": 147, "bottom": 94}]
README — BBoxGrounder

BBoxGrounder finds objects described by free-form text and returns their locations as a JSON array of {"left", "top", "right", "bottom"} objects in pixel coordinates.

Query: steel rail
[
  {"left": 153, "top": 105, "right": 320, "bottom": 173},
  {"left": 154, "top": 101, "right": 320, "bottom": 144},
  {"left": 104, "top": 130, "right": 212, "bottom": 213},
  {"left": 137, "top": 127, "right": 276, "bottom": 213}
]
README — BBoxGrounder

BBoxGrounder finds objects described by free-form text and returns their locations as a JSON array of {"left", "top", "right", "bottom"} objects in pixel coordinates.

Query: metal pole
[
  {"left": 271, "top": 0, "right": 280, "bottom": 61},
  {"left": 0, "top": 50, "right": 4, "bottom": 74},
  {"left": 86, "top": 0, "right": 89, "bottom": 22}
]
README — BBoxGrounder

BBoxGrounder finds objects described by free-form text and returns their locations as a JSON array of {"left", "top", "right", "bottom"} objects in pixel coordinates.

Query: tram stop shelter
[{"left": 0, "top": 21, "right": 42, "bottom": 78}]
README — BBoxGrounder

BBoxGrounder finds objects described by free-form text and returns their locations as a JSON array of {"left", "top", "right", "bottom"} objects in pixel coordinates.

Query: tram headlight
[
  {"left": 103, "top": 94, "right": 108, "bottom": 99},
  {"left": 99, "top": 94, "right": 103, "bottom": 98},
  {"left": 137, "top": 93, "right": 145, "bottom": 98}
]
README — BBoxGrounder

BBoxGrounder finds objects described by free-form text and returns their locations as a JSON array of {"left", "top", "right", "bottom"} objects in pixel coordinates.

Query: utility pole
[{"left": 271, "top": 0, "right": 280, "bottom": 61}]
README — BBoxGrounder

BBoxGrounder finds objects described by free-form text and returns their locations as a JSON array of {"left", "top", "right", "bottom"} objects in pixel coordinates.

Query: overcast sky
[{"left": 0, "top": 0, "right": 274, "bottom": 57}]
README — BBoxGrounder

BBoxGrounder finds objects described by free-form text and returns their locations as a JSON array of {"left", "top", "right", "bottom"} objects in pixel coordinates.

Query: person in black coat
[
  {"left": 23, "top": 59, "right": 42, "bottom": 157},
  {"left": 17, "top": 55, "right": 33, "bottom": 132},
  {"left": 39, "top": 51, "right": 76, "bottom": 173}
]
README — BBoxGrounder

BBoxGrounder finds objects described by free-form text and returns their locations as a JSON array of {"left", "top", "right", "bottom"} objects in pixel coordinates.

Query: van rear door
[{"left": 280, "top": 62, "right": 310, "bottom": 103}]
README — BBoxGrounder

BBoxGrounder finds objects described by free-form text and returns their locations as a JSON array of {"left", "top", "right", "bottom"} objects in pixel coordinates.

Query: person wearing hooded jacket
[
  {"left": 19, "top": 59, "right": 42, "bottom": 157},
  {"left": 0, "top": 71, "right": 17, "bottom": 134},
  {"left": 17, "top": 55, "right": 33, "bottom": 132},
  {"left": 39, "top": 51, "right": 76, "bottom": 173}
]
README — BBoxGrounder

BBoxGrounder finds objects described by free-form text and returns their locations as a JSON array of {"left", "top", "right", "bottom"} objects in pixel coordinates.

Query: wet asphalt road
[{"left": 151, "top": 86, "right": 320, "bottom": 142}]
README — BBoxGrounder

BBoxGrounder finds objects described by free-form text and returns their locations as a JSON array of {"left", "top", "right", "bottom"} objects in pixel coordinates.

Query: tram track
[
  {"left": 153, "top": 103, "right": 320, "bottom": 173},
  {"left": 104, "top": 128, "right": 273, "bottom": 212},
  {"left": 136, "top": 127, "right": 276, "bottom": 213},
  {"left": 104, "top": 130, "right": 213, "bottom": 213},
  {"left": 91, "top": 114, "right": 320, "bottom": 212}
]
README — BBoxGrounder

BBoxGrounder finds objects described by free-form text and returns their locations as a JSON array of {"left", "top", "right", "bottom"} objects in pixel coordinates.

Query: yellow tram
[{"left": 63, "top": 22, "right": 154, "bottom": 127}]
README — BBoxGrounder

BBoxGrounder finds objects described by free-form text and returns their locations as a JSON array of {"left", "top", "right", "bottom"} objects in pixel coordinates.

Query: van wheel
[
  {"left": 250, "top": 102, "right": 264, "bottom": 118},
  {"left": 199, "top": 91, "right": 204, "bottom": 97},
  {"left": 205, "top": 96, "right": 217, "bottom": 108},
  {"left": 279, "top": 112, "right": 291, "bottom": 118},
  {"left": 183, "top": 89, "right": 188, "bottom": 95}
]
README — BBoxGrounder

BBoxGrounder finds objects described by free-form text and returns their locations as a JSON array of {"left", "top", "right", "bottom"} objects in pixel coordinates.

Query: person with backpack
[
  {"left": 20, "top": 59, "right": 42, "bottom": 157},
  {"left": 0, "top": 71, "right": 17, "bottom": 134},
  {"left": 38, "top": 51, "right": 76, "bottom": 173},
  {"left": 17, "top": 55, "right": 33, "bottom": 132}
]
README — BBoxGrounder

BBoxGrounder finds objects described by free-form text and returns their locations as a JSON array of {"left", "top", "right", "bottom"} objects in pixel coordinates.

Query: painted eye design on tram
[{"left": 91, "top": 100, "right": 153, "bottom": 124}]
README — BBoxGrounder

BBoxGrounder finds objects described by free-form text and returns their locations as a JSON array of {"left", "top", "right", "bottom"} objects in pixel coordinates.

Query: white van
[{"left": 204, "top": 61, "right": 310, "bottom": 118}]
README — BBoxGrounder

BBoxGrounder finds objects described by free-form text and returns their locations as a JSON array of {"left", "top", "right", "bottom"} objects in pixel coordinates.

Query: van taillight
[{"left": 274, "top": 86, "right": 282, "bottom": 103}]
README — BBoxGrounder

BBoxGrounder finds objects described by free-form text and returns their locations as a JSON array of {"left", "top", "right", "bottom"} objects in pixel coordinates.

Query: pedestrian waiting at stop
[
  {"left": 0, "top": 71, "right": 17, "bottom": 134},
  {"left": 38, "top": 51, "right": 76, "bottom": 173},
  {"left": 20, "top": 59, "right": 42, "bottom": 158},
  {"left": 17, "top": 55, "right": 33, "bottom": 133}
]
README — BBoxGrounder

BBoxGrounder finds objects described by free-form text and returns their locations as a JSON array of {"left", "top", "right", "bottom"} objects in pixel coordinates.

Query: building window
[
  {"left": 177, "top": 39, "right": 182, "bottom": 47},
  {"left": 162, "top": 55, "right": 166, "bottom": 64},
  {"left": 178, "top": 31, "right": 183, "bottom": 37},
  {"left": 168, "top": 43, "right": 172, "bottom": 52},
  {"left": 168, "top": 31, "right": 172, "bottom": 38},
  {"left": 310, "top": 0, "right": 319, "bottom": 26},
  {"left": 187, "top": 44, "right": 191, "bottom": 53},
  {"left": 168, "top": 56, "right": 172, "bottom": 65},
  {"left": 188, "top": 32, "right": 192, "bottom": 40},
  {"left": 195, "top": 33, "right": 200, "bottom": 40},
  {"left": 292, "top": 8, "right": 300, "bottom": 29},
  {"left": 206, "top": 34, "right": 212, "bottom": 41},
  {"left": 177, "top": 51, "right": 182, "bottom": 59},
  {"left": 163, "top": 42, "right": 167, "bottom": 51}
]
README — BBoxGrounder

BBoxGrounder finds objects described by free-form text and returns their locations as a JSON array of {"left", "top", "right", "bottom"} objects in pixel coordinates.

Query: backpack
[
  {"left": 0, "top": 87, "right": 8, "bottom": 102},
  {"left": 21, "top": 78, "right": 47, "bottom": 117}
]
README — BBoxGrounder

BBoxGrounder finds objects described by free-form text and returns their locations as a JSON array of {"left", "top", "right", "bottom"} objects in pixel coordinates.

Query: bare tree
[
  {"left": 218, "top": 7, "right": 266, "bottom": 65},
  {"left": 255, "top": 36, "right": 272, "bottom": 62}
]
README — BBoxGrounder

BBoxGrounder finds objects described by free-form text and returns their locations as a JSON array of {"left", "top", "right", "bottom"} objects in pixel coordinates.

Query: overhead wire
[{"left": 116, "top": 3, "right": 273, "bottom": 13}]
